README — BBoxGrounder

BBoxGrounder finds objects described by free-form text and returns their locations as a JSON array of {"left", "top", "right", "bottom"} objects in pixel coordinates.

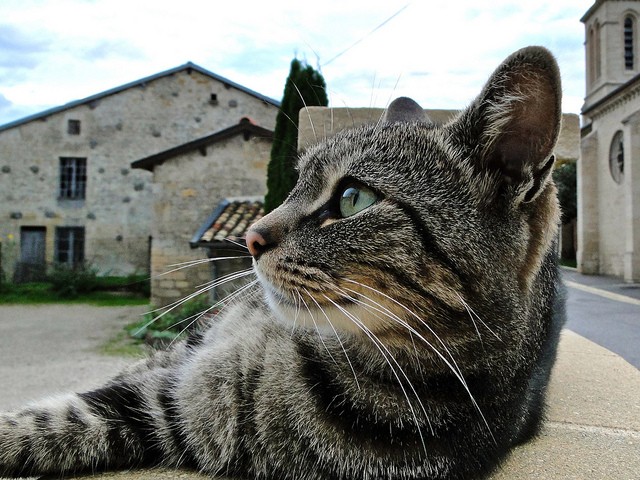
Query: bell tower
[
  {"left": 582, "top": 0, "right": 640, "bottom": 110},
  {"left": 580, "top": 0, "right": 640, "bottom": 282}
]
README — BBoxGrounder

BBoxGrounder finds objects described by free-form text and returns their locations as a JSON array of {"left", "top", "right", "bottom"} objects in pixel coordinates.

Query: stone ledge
[{"left": 18, "top": 330, "right": 637, "bottom": 480}]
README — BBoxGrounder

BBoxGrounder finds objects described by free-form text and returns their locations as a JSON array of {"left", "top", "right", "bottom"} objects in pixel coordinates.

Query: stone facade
[
  {"left": 132, "top": 119, "right": 273, "bottom": 307},
  {"left": 580, "top": 0, "right": 640, "bottom": 281},
  {"left": 0, "top": 63, "right": 278, "bottom": 282}
]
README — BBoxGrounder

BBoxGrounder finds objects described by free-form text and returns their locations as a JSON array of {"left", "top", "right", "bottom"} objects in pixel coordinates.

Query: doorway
[{"left": 16, "top": 227, "right": 47, "bottom": 282}]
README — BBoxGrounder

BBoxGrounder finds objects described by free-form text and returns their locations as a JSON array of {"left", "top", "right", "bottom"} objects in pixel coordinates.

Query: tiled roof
[{"left": 190, "top": 197, "right": 264, "bottom": 248}]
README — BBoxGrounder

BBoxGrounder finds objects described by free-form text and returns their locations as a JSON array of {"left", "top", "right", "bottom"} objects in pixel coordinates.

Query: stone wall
[
  {"left": 297, "top": 107, "right": 457, "bottom": 150},
  {"left": 298, "top": 106, "right": 580, "bottom": 162},
  {"left": 580, "top": 93, "right": 640, "bottom": 281},
  {"left": 0, "top": 67, "right": 277, "bottom": 280}
]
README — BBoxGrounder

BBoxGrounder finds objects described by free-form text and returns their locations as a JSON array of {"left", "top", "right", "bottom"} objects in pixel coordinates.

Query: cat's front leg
[
  {"left": 0, "top": 393, "right": 123, "bottom": 477},
  {"left": 0, "top": 358, "right": 191, "bottom": 477}
]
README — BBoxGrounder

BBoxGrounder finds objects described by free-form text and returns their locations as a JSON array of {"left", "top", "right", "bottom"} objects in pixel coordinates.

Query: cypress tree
[
  {"left": 552, "top": 161, "right": 577, "bottom": 225},
  {"left": 264, "top": 59, "right": 328, "bottom": 213}
]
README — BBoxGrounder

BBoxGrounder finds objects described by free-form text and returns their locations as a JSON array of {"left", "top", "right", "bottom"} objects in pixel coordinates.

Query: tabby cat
[{"left": 0, "top": 46, "right": 565, "bottom": 479}]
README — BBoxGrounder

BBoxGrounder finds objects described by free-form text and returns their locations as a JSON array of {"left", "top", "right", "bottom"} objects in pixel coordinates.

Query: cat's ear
[
  {"left": 453, "top": 46, "right": 561, "bottom": 203},
  {"left": 382, "top": 97, "right": 432, "bottom": 124}
]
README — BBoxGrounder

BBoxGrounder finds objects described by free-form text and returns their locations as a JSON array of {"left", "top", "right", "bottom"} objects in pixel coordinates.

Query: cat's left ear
[
  {"left": 453, "top": 46, "right": 561, "bottom": 203},
  {"left": 382, "top": 97, "right": 432, "bottom": 124}
]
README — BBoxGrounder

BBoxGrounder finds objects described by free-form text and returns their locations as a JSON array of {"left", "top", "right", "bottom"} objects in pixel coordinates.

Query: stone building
[
  {"left": 580, "top": 0, "right": 640, "bottom": 281},
  {"left": 132, "top": 118, "right": 273, "bottom": 307},
  {"left": 0, "top": 62, "right": 278, "bottom": 282}
]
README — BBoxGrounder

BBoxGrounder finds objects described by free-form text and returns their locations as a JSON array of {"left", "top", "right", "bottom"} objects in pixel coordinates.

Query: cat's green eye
[{"left": 339, "top": 185, "right": 378, "bottom": 218}]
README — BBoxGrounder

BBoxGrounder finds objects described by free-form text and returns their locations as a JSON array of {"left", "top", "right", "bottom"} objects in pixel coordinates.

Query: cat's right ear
[{"left": 451, "top": 46, "right": 562, "bottom": 203}]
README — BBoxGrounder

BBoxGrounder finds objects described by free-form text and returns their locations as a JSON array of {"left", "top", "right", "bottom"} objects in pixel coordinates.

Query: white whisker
[
  {"left": 454, "top": 292, "right": 502, "bottom": 342},
  {"left": 223, "top": 237, "right": 250, "bottom": 251},
  {"left": 297, "top": 291, "right": 338, "bottom": 366},
  {"left": 322, "top": 294, "right": 430, "bottom": 454},
  {"left": 339, "top": 282, "right": 464, "bottom": 378},
  {"left": 138, "top": 269, "right": 256, "bottom": 337},
  {"left": 169, "top": 279, "right": 260, "bottom": 347},
  {"left": 208, "top": 279, "right": 261, "bottom": 319},
  {"left": 192, "top": 268, "right": 255, "bottom": 290},
  {"left": 340, "top": 280, "right": 494, "bottom": 441},
  {"left": 155, "top": 256, "right": 249, "bottom": 278},
  {"left": 303, "top": 288, "right": 361, "bottom": 390},
  {"left": 292, "top": 82, "right": 317, "bottom": 143}
]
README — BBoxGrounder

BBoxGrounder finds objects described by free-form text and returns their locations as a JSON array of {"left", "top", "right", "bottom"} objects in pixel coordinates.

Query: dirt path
[{"left": 0, "top": 304, "right": 148, "bottom": 410}]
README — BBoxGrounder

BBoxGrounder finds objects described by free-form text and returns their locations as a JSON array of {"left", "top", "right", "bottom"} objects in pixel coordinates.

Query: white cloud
[{"left": 0, "top": 0, "right": 589, "bottom": 126}]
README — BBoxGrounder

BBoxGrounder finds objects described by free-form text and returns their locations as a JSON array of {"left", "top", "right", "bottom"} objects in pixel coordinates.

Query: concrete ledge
[
  {"left": 45, "top": 330, "right": 639, "bottom": 480},
  {"left": 492, "top": 330, "right": 640, "bottom": 479}
]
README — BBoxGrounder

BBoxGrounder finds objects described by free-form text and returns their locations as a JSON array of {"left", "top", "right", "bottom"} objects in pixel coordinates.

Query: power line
[{"left": 322, "top": 3, "right": 411, "bottom": 67}]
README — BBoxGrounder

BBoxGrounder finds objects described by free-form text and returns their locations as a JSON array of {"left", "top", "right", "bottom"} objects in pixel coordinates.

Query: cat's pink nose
[{"left": 245, "top": 229, "right": 269, "bottom": 258}]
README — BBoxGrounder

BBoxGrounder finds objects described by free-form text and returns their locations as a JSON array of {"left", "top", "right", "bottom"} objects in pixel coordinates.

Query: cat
[{"left": 0, "top": 46, "right": 565, "bottom": 480}]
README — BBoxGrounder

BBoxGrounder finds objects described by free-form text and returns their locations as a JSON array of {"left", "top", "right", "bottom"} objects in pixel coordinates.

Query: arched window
[
  {"left": 588, "top": 27, "right": 597, "bottom": 84},
  {"left": 595, "top": 21, "right": 602, "bottom": 79},
  {"left": 609, "top": 131, "right": 625, "bottom": 184},
  {"left": 624, "top": 15, "right": 635, "bottom": 70}
]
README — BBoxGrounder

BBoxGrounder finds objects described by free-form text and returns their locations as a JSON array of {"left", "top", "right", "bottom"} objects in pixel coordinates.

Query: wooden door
[{"left": 17, "top": 227, "right": 46, "bottom": 282}]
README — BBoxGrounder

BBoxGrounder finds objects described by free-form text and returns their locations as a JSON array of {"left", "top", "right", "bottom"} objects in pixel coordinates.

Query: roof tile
[{"left": 192, "top": 198, "right": 264, "bottom": 247}]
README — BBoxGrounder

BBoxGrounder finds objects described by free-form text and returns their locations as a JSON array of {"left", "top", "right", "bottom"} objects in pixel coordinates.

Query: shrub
[
  {"left": 126, "top": 273, "right": 151, "bottom": 297},
  {"left": 48, "top": 263, "right": 99, "bottom": 299}
]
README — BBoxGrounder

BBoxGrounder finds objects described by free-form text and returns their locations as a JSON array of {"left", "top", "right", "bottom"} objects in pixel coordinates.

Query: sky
[{"left": 0, "top": 0, "right": 589, "bottom": 127}]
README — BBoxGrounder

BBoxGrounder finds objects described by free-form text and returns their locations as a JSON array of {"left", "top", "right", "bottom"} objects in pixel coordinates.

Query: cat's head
[{"left": 246, "top": 46, "right": 561, "bottom": 348}]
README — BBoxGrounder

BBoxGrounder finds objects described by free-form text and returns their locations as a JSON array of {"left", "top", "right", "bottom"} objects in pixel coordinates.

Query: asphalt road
[{"left": 563, "top": 269, "right": 640, "bottom": 369}]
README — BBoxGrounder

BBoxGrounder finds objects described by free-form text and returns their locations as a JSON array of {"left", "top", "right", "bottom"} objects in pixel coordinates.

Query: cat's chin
[
  {"left": 256, "top": 274, "right": 376, "bottom": 336},
  {"left": 268, "top": 295, "right": 379, "bottom": 336}
]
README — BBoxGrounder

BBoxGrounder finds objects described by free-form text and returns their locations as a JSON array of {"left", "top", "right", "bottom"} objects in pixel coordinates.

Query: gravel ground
[{"left": 0, "top": 304, "right": 148, "bottom": 411}]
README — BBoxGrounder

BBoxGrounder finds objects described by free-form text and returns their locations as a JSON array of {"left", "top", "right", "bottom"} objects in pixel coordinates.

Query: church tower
[
  {"left": 583, "top": 0, "right": 640, "bottom": 109},
  {"left": 580, "top": 0, "right": 640, "bottom": 282}
]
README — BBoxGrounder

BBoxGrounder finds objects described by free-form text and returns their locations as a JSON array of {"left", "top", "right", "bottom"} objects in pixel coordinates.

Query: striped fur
[{"left": 0, "top": 46, "right": 565, "bottom": 479}]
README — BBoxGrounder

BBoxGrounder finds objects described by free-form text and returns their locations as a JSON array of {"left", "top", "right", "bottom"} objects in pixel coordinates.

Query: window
[
  {"left": 609, "top": 131, "right": 625, "bottom": 184},
  {"left": 588, "top": 27, "right": 596, "bottom": 84},
  {"left": 624, "top": 16, "right": 635, "bottom": 70},
  {"left": 67, "top": 119, "right": 81, "bottom": 135},
  {"left": 595, "top": 22, "right": 602, "bottom": 80},
  {"left": 588, "top": 23, "right": 602, "bottom": 85},
  {"left": 55, "top": 227, "right": 85, "bottom": 267},
  {"left": 59, "top": 157, "right": 87, "bottom": 200}
]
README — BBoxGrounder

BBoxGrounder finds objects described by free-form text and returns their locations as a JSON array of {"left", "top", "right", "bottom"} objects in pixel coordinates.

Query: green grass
[
  {"left": 0, "top": 282, "right": 150, "bottom": 306},
  {"left": 125, "top": 296, "right": 211, "bottom": 340},
  {"left": 99, "top": 297, "right": 212, "bottom": 358},
  {"left": 99, "top": 330, "right": 146, "bottom": 357}
]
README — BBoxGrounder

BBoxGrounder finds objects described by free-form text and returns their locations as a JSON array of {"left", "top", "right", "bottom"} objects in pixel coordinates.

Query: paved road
[
  {"left": 0, "top": 304, "right": 146, "bottom": 410},
  {"left": 563, "top": 269, "right": 640, "bottom": 369}
]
